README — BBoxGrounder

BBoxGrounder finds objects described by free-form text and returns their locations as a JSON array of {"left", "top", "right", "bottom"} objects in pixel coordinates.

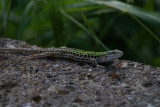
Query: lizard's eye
[
  {"left": 111, "top": 51, "right": 115, "bottom": 54},
  {"left": 107, "top": 52, "right": 112, "bottom": 55}
]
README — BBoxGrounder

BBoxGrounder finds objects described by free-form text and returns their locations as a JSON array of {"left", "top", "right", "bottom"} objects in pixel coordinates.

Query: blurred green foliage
[{"left": 0, "top": 0, "right": 160, "bottom": 67}]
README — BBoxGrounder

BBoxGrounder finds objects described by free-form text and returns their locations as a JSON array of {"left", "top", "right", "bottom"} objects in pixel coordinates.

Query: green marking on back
[{"left": 71, "top": 49, "right": 106, "bottom": 56}]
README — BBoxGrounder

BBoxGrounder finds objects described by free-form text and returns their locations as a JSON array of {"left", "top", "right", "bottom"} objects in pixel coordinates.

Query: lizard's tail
[{"left": 0, "top": 48, "right": 40, "bottom": 54}]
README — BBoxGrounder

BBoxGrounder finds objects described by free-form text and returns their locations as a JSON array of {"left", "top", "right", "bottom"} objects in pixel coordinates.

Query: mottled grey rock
[{"left": 0, "top": 38, "right": 160, "bottom": 107}]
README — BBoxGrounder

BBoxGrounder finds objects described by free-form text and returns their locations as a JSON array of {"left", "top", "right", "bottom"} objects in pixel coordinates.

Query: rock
[{"left": 0, "top": 38, "right": 160, "bottom": 107}]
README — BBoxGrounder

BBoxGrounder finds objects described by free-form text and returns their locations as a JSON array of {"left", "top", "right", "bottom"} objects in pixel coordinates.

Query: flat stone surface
[{"left": 0, "top": 38, "right": 160, "bottom": 107}]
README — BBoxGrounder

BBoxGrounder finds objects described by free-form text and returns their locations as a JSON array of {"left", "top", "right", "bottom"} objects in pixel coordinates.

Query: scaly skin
[{"left": 0, "top": 47, "right": 123, "bottom": 66}]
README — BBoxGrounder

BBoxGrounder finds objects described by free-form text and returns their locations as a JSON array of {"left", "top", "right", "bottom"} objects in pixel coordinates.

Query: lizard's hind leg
[{"left": 29, "top": 52, "right": 54, "bottom": 59}]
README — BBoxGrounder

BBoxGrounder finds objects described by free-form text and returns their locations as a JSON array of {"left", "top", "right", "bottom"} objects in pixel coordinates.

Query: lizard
[{"left": 0, "top": 47, "right": 123, "bottom": 66}]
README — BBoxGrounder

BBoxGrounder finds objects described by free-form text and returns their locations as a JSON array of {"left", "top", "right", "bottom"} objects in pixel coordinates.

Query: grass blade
[
  {"left": 87, "top": 0, "right": 160, "bottom": 42},
  {"left": 61, "top": 10, "right": 108, "bottom": 50},
  {"left": 16, "top": 1, "right": 33, "bottom": 40}
]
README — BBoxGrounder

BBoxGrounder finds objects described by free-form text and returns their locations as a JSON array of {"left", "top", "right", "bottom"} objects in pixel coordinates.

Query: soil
[{"left": 0, "top": 38, "right": 160, "bottom": 107}]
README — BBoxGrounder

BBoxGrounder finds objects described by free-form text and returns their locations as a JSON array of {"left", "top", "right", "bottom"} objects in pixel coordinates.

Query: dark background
[{"left": 0, "top": 0, "right": 160, "bottom": 67}]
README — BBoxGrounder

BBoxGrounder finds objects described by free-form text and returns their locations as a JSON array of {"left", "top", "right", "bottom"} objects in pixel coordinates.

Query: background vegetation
[{"left": 0, "top": 0, "right": 160, "bottom": 67}]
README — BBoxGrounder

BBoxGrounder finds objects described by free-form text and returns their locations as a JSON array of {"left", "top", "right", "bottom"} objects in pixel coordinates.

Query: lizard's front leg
[{"left": 90, "top": 58, "right": 98, "bottom": 67}]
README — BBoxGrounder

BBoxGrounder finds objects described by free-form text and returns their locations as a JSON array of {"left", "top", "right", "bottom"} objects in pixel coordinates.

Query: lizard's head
[{"left": 98, "top": 49, "right": 123, "bottom": 63}]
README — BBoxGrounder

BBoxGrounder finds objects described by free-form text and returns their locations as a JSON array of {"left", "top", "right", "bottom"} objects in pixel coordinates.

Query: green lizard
[{"left": 0, "top": 47, "right": 123, "bottom": 66}]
